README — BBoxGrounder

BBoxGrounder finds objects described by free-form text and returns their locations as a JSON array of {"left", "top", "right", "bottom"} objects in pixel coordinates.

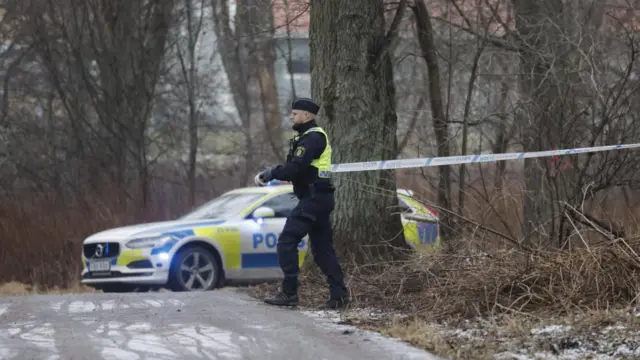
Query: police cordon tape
[{"left": 329, "top": 143, "right": 640, "bottom": 173}]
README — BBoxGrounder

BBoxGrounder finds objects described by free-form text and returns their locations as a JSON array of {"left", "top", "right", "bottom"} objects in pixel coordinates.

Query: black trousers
[{"left": 276, "top": 193, "right": 348, "bottom": 299}]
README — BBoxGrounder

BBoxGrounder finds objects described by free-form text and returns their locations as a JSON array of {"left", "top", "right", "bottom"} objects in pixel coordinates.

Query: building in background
[
  {"left": 271, "top": 0, "right": 311, "bottom": 120},
  {"left": 184, "top": 0, "right": 311, "bottom": 129}
]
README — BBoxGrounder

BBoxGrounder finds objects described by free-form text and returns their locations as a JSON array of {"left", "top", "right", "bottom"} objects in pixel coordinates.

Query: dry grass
[
  {"left": 381, "top": 318, "right": 465, "bottom": 358},
  {"left": 377, "top": 307, "right": 640, "bottom": 359},
  {"left": 0, "top": 188, "right": 134, "bottom": 290}
]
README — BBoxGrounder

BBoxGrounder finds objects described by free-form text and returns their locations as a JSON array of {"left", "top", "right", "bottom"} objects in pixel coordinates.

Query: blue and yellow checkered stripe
[{"left": 164, "top": 226, "right": 307, "bottom": 270}]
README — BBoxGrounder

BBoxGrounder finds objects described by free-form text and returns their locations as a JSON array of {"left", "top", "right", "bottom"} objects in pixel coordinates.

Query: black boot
[
  {"left": 264, "top": 292, "right": 299, "bottom": 306},
  {"left": 319, "top": 296, "right": 350, "bottom": 310}
]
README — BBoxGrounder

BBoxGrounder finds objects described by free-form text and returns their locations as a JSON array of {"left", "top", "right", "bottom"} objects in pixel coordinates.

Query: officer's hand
[
  {"left": 259, "top": 167, "right": 274, "bottom": 182},
  {"left": 254, "top": 172, "right": 267, "bottom": 187}
]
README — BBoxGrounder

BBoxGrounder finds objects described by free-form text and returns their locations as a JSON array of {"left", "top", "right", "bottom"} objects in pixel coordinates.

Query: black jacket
[{"left": 271, "top": 120, "right": 334, "bottom": 198}]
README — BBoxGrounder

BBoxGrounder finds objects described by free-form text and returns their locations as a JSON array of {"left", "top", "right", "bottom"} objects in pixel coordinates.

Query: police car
[{"left": 81, "top": 182, "right": 440, "bottom": 292}]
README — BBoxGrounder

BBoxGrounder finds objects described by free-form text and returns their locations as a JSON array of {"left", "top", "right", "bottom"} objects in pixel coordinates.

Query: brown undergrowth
[
  {"left": 251, "top": 235, "right": 640, "bottom": 319},
  {"left": 248, "top": 236, "right": 640, "bottom": 358},
  {"left": 0, "top": 175, "right": 229, "bottom": 290}
]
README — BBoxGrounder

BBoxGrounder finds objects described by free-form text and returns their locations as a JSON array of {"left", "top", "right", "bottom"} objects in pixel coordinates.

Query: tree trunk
[
  {"left": 493, "top": 80, "right": 512, "bottom": 192},
  {"left": 309, "top": 0, "right": 410, "bottom": 264},
  {"left": 184, "top": 0, "right": 200, "bottom": 207},
  {"left": 457, "top": 43, "right": 485, "bottom": 219},
  {"left": 212, "top": 0, "right": 254, "bottom": 183},
  {"left": 412, "top": 1, "right": 453, "bottom": 240},
  {"left": 247, "top": 0, "right": 285, "bottom": 163}
]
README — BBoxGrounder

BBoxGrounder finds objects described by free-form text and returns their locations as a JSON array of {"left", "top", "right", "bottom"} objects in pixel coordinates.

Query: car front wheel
[{"left": 168, "top": 245, "right": 221, "bottom": 292}]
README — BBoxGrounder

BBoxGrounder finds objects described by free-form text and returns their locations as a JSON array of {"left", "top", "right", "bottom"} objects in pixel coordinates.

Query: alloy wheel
[{"left": 178, "top": 251, "right": 216, "bottom": 291}]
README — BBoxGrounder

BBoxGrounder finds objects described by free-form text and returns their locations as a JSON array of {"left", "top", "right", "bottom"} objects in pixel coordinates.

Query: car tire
[{"left": 168, "top": 245, "right": 221, "bottom": 292}]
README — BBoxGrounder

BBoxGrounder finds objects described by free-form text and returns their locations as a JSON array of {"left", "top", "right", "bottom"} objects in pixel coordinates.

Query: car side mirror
[{"left": 253, "top": 206, "right": 276, "bottom": 219}]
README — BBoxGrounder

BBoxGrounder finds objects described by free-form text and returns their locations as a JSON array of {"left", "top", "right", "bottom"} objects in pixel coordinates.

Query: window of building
[{"left": 288, "top": 59, "right": 310, "bottom": 74}]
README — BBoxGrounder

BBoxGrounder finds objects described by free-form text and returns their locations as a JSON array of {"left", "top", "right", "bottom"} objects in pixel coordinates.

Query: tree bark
[
  {"left": 492, "top": 80, "right": 512, "bottom": 192},
  {"left": 309, "top": 0, "right": 410, "bottom": 264}
]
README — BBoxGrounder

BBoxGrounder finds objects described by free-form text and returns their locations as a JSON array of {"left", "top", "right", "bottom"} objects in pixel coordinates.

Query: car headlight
[{"left": 126, "top": 235, "right": 173, "bottom": 249}]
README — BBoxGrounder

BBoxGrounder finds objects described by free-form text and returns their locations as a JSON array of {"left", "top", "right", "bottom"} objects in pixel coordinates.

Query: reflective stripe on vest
[{"left": 303, "top": 127, "right": 332, "bottom": 178}]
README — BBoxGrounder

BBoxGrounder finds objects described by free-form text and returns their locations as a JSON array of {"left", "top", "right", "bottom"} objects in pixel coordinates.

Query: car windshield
[{"left": 179, "top": 193, "right": 265, "bottom": 220}]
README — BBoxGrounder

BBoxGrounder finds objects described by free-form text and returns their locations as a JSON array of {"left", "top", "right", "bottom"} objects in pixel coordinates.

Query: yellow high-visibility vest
[{"left": 302, "top": 127, "right": 331, "bottom": 178}]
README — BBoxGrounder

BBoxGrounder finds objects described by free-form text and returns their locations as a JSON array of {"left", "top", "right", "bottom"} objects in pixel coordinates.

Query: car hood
[{"left": 84, "top": 219, "right": 227, "bottom": 243}]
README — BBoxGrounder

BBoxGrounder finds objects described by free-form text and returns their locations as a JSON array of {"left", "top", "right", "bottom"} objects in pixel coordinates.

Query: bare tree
[
  {"left": 174, "top": 0, "right": 208, "bottom": 206},
  {"left": 427, "top": 0, "right": 640, "bottom": 247},
  {"left": 21, "top": 0, "right": 176, "bottom": 208},
  {"left": 211, "top": 0, "right": 285, "bottom": 182},
  {"left": 411, "top": 0, "right": 454, "bottom": 239},
  {"left": 247, "top": 0, "right": 285, "bottom": 163}
]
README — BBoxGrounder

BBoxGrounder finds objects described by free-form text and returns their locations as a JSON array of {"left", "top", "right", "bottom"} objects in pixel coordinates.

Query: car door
[{"left": 239, "top": 192, "right": 302, "bottom": 274}]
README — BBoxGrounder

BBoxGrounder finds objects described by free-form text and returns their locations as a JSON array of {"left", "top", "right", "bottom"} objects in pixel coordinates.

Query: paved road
[{"left": 0, "top": 289, "right": 440, "bottom": 360}]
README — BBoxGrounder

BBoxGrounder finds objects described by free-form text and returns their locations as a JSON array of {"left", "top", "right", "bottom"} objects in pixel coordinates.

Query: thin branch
[{"left": 373, "top": 0, "right": 408, "bottom": 68}]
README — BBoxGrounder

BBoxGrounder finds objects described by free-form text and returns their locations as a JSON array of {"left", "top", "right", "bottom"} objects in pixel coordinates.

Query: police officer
[{"left": 255, "top": 97, "right": 350, "bottom": 309}]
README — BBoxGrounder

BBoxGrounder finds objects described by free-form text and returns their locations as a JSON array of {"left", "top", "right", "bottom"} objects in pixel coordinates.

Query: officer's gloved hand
[
  {"left": 254, "top": 167, "right": 274, "bottom": 187},
  {"left": 254, "top": 172, "right": 267, "bottom": 187},
  {"left": 260, "top": 167, "right": 274, "bottom": 182}
]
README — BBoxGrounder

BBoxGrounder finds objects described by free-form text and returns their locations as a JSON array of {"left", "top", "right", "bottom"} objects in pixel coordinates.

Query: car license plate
[{"left": 89, "top": 260, "right": 111, "bottom": 272}]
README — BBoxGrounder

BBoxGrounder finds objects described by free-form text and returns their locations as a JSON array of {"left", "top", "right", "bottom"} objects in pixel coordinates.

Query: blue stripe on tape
[
  {"left": 330, "top": 143, "right": 640, "bottom": 173},
  {"left": 242, "top": 253, "right": 279, "bottom": 268}
]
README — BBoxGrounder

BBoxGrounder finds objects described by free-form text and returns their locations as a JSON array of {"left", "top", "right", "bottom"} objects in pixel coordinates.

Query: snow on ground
[
  {"left": 491, "top": 321, "right": 640, "bottom": 360},
  {"left": 301, "top": 309, "right": 442, "bottom": 360},
  {"left": 303, "top": 307, "right": 640, "bottom": 360}
]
